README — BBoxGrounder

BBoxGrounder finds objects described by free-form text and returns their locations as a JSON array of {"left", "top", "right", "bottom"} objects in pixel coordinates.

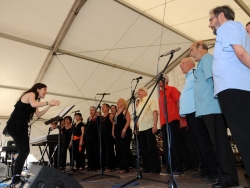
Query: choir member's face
[
  {"left": 90, "top": 108, "right": 95, "bottom": 116},
  {"left": 75, "top": 115, "right": 81, "bottom": 121},
  {"left": 64, "top": 118, "right": 70, "bottom": 124},
  {"left": 102, "top": 105, "right": 108, "bottom": 113},
  {"left": 110, "top": 106, "right": 117, "bottom": 114},
  {"left": 117, "top": 100, "right": 122, "bottom": 108}
]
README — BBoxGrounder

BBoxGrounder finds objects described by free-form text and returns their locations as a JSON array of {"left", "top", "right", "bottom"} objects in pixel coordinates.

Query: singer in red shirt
[{"left": 158, "top": 74, "right": 183, "bottom": 176}]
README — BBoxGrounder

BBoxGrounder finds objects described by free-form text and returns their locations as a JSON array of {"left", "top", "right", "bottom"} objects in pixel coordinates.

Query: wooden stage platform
[{"left": 70, "top": 167, "right": 250, "bottom": 188}]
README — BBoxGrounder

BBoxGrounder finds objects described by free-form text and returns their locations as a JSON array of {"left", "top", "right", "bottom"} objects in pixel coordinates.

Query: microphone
[
  {"left": 160, "top": 47, "right": 181, "bottom": 57},
  {"left": 72, "top": 110, "right": 80, "bottom": 113},
  {"left": 133, "top": 76, "right": 142, "bottom": 80},
  {"left": 96, "top": 93, "right": 110, "bottom": 95}
]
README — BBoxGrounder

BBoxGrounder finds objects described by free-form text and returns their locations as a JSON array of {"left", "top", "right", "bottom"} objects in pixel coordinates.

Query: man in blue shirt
[
  {"left": 209, "top": 5, "right": 250, "bottom": 188},
  {"left": 190, "top": 41, "right": 238, "bottom": 188},
  {"left": 179, "top": 57, "right": 218, "bottom": 180}
]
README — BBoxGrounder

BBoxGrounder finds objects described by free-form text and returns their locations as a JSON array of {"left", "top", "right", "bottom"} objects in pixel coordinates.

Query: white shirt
[{"left": 137, "top": 96, "right": 158, "bottom": 132}]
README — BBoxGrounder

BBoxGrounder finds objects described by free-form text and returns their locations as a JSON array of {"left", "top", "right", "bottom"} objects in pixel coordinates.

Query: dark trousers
[
  {"left": 102, "top": 137, "right": 115, "bottom": 170},
  {"left": 186, "top": 112, "right": 218, "bottom": 175},
  {"left": 11, "top": 131, "right": 29, "bottom": 182},
  {"left": 80, "top": 144, "right": 85, "bottom": 169},
  {"left": 179, "top": 127, "right": 199, "bottom": 169},
  {"left": 218, "top": 89, "right": 250, "bottom": 177},
  {"left": 60, "top": 143, "right": 72, "bottom": 168},
  {"left": 72, "top": 140, "right": 81, "bottom": 168},
  {"left": 202, "top": 113, "right": 238, "bottom": 183},
  {"left": 115, "top": 129, "right": 132, "bottom": 172},
  {"left": 161, "top": 120, "right": 183, "bottom": 172},
  {"left": 139, "top": 128, "right": 161, "bottom": 173},
  {"left": 86, "top": 141, "right": 99, "bottom": 170}
]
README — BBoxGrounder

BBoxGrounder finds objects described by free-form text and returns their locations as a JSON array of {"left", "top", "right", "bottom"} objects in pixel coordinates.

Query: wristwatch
[{"left": 46, "top": 101, "right": 48, "bottom": 105}]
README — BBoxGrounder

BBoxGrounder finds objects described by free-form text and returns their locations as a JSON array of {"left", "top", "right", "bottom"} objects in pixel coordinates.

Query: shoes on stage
[
  {"left": 191, "top": 172, "right": 207, "bottom": 178},
  {"left": 205, "top": 174, "right": 220, "bottom": 183},
  {"left": 173, "top": 171, "right": 184, "bottom": 176},
  {"left": 151, "top": 171, "right": 160, "bottom": 174},
  {"left": 104, "top": 169, "right": 112, "bottom": 173},
  {"left": 119, "top": 170, "right": 128, "bottom": 173},
  {"left": 212, "top": 181, "right": 239, "bottom": 188},
  {"left": 160, "top": 172, "right": 170, "bottom": 176}
]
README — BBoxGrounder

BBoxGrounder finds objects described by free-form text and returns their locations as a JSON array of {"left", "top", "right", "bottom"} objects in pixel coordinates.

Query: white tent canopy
[{"left": 0, "top": 0, "right": 249, "bottom": 123}]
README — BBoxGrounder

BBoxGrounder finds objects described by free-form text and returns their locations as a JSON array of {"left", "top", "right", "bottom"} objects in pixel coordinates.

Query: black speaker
[{"left": 20, "top": 165, "right": 82, "bottom": 188}]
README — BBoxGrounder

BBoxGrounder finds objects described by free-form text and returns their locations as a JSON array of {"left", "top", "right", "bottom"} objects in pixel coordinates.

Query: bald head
[
  {"left": 190, "top": 41, "right": 208, "bottom": 62},
  {"left": 180, "top": 57, "right": 195, "bottom": 74}
]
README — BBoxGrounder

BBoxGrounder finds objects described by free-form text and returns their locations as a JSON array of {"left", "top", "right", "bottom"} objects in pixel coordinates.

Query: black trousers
[
  {"left": 80, "top": 144, "right": 86, "bottom": 169},
  {"left": 186, "top": 112, "right": 218, "bottom": 175},
  {"left": 101, "top": 137, "right": 115, "bottom": 170},
  {"left": 218, "top": 89, "right": 250, "bottom": 177},
  {"left": 115, "top": 129, "right": 132, "bottom": 172},
  {"left": 60, "top": 143, "right": 72, "bottom": 168},
  {"left": 11, "top": 131, "right": 29, "bottom": 182},
  {"left": 86, "top": 141, "right": 99, "bottom": 170},
  {"left": 202, "top": 113, "right": 238, "bottom": 183},
  {"left": 72, "top": 140, "right": 82, "bottom": 168},
  {"left": 161, "top": 120, "right": 183, "bottom": 172},
  {"left": 139, "top": 128, "right": 161, "bottom": 173},
  {"left": 178, "top": 127, "right": 199, "bottom": 169}
]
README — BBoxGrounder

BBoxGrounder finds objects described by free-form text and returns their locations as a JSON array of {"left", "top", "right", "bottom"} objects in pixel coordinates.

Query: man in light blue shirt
[
  {"left": 190, "top": 41, "right": 238, "bottom": 188},
  {"left": 180, "top": 57, "right": 218, "bottom": 180},
  {"left": 209, "top": 5, "right": 250, "bottom": 188}
]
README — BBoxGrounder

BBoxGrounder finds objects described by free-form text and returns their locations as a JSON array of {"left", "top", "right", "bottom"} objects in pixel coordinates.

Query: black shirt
[
  {"left": 72, "top": 122, "right": 85, "bottom": 137},
  {"left": 84, "top": 117, "right": 99, "bottom": 142},
  {"left": 101, "top": 113, "right": 113, "bottom": 139},
  {"left": 114, "top": 111, "right": 127, "bottom": 135},
  {"left": 62, "top": 126, "right": 72, "bottom": 146}
]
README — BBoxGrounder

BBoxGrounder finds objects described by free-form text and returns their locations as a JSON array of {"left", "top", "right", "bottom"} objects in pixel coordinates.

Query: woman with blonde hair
[{"left": 114, "top": 98, "right": 132, "bottom": 173}]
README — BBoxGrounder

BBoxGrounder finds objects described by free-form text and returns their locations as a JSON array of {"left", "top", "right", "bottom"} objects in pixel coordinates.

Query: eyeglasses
[{"left": 209, "top": 14, "right": 219, "bottom": 22}]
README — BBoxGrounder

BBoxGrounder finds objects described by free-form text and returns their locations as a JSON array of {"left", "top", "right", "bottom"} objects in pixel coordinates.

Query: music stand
[{"left": 45, "top": 105, "right": 75, "bottom": 169}]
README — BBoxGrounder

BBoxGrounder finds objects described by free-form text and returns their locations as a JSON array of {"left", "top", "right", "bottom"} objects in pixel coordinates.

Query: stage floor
[{"left": 70, "top": 167, "right": 250, "bottom": 188}]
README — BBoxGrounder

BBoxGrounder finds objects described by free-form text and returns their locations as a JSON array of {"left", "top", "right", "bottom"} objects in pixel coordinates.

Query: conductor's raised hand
[{"left": 49, "top": 99, "right": 60, "bottom": 106}]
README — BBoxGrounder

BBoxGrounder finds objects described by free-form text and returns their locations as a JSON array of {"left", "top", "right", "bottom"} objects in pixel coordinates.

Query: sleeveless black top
[
  {"left": 114, "top": 111, "right": 128, "bottom": 135},
  {"left": 84, "top": 117, "right": 99, "bottom": 142},
  {"left": 4, "top": 100, "right": 36, "bottom": 135},
  {"left": 101, "top": 113, "right": 113, "bottom": 139},
  {"left": 62, "top": 126, "right": 72, "bottom": 146}
]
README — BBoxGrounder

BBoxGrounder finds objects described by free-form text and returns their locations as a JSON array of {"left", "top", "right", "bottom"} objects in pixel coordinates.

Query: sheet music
[{"left": 54, "top": 105, "right": 75, "bottom": 117}]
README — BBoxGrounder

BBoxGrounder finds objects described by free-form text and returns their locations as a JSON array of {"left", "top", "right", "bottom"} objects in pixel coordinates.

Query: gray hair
[
  {"left": 138, "top": 87, "right": 148, "bottom": 95},
  {"left": 163, "top": 74, "right": 169, "bottom": 83},
  {"left": 90, "top": 106, "right": 96, "bottom": 110}
]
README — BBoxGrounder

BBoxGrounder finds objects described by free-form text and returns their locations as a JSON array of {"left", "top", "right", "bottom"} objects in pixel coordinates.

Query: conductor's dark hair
[
  {"left": 246, "top": 22, "right": 250, "bottom": 27},
  {"left": 20, "top": 83, "right": 47, "bottom": 101},
  {"left": 64, "top": 116, "right": 72, "bottom": 123},
  {"left": 210, "top": 5, "right": 235, "bottom": 21}
]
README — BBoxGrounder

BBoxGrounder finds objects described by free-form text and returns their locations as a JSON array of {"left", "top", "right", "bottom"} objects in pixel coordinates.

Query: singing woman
[{"left": 3, "top": 83, "right": 60, "bottom": 184}]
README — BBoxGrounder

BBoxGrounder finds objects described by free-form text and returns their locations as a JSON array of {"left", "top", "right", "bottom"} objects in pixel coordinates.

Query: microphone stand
[
  {"left": 81, "top": 94, "right": 120, "bottom": 181},
  {"left": 119, "top": 51, "right": 177, "bottom": 188}
]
